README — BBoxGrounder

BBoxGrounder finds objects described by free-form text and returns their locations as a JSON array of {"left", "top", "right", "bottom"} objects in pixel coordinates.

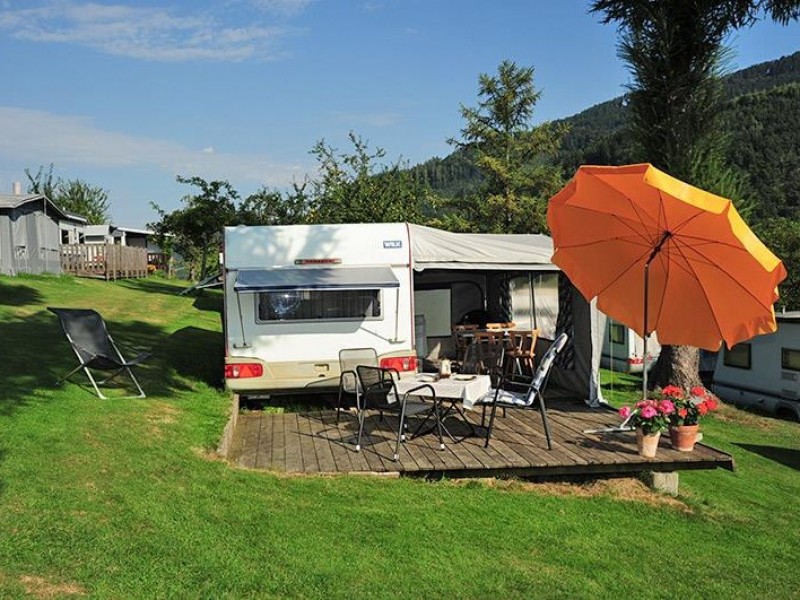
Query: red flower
[
  {"left": 697, "top": 402, "right": 709, "bottom": 415},
  {"left": 662, "top": 385, "right": 684, "bottom": 399},
  {"left": 690, "top": 385, "right": 706, "bottom": 397},
  {"left": 678, "top": 408, "right": 688, "bottom": 418},
  {"left": 705, "top": 396, "right": 719, "bottom": 411}
]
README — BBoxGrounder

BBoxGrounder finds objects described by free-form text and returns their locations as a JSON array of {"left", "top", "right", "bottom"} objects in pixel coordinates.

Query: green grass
[{"left": 1, "top": 274, "right": 798, "bottom": 599}]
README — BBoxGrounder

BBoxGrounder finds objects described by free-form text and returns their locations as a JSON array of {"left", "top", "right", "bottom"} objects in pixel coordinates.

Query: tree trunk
[{"left": 649, "top": 345, "right": 702, "bottom": 391}]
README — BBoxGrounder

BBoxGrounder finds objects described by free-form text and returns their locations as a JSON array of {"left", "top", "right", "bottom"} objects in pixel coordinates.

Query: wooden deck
[{"left": 225, "top": 399, "right": 734, "bottom": 478}]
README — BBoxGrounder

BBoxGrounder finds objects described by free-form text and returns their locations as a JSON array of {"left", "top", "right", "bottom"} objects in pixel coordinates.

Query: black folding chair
[
  {"left": 475, "top": 332, "right": 569, "bottom": 450},
  {"left": 48, "top": 307, "right": 151, "bottom": 399},
  {"left": 354, "top": 365, "right": 444, "bottom": 461}
]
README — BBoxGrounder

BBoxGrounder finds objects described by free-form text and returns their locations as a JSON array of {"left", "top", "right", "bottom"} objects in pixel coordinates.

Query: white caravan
[
  {"left": 223, "top": 222, "right": 606, "bottom": 404},
  {"left": 712, "top": 312, "right": 800, "bottom": 421},
  {"left": 600, "top": 318, "right": 660, "bottom": 374}
]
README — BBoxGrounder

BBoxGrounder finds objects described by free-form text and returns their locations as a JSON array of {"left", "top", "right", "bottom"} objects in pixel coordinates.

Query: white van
[
  {"left": 712, "top": 312, "right": 800, "bottom": 421},
  {"left": 600, "top": 318, "right": 660, "bottom": 374}
]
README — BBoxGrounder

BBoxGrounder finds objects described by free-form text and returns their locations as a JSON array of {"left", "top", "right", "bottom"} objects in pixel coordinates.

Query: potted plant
[
  {"left": 618, "top": 398, "right": 674, "bottom": 458},
  {"left": 662, "top": 385, "right": 719, "bottom": 451}
]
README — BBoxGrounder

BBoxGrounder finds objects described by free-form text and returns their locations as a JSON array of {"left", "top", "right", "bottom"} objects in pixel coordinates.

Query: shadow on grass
[
  {"left": 0, "top": 310, "right": 224, "bottom": 417},
  {"left": 114, "top": 278, "right": 188, "bottom": 296},
  {"left": 0, "top": 280, "right": 43, "bottom": 306},
  {"left": 734, "top": 443, "right": 800, "bottom": 471},
  {"left": 192, "top": 292, "right": 223, "bottom": 314}
]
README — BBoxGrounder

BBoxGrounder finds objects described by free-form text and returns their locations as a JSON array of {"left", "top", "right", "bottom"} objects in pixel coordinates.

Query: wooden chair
[
  {"left": 506, "top": 329, "right": 539, "bottom": 376},
  {"left": 485, "top": 321, "right": 516, "bottom": 330},
  {"left": 474, "top": 330, "right": 506, "bottom": 347}
]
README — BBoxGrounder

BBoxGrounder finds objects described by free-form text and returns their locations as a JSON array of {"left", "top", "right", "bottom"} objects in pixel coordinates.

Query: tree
[
  {"left": 25, "top": 164, "right": 110, "bottom": 224},
  {"left": 149, "top": 176, "right": 239, "bottom": 280},
  {"left": 754, "top": 217, "right": 800, "bottom": 310},
  {"left": 592, "top": 0, "right": 800, "bottom": 390},
  {"left": 237, "top": 185, "right": 310, "bottom": 226},
  {"left": 305, "top": 132, "right": 434, "bottom": 225},
  {"left": 449, "top": 60, "right": 568, "bottom": 233}
]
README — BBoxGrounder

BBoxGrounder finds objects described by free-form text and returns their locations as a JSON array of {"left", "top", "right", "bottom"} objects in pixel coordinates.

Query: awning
[{"left": 234, "top": 266, "right": 400, "bottom": 293}]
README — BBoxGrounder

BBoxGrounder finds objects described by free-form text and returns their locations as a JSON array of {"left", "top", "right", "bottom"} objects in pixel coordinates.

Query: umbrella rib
[
  {"left": 672, "top": 238, "right": 776, "bottom": 310},
  {"left": 559, "top": 204, "right": 656, "bottom": 244}
]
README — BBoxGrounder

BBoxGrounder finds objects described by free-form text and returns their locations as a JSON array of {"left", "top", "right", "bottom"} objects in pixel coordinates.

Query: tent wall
[
  {"left": 0, "top": 202, "right": 62, "bottom": 276},
  {"left": 548, "top": 277, "right": 606, "bottom": 407}
]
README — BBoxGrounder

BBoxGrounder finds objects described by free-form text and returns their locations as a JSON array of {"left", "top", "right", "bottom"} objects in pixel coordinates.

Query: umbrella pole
[
  {"left": 642, "top": 262, "right": 650, "bottom": 401},
  {"left": 641, "top": 231, "right": 671, "bottom": 401}
]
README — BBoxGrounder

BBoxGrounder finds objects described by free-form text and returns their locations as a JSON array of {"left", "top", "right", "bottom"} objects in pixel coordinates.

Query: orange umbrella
[{"left": 547, "top": 164, "right": 786, "bottom": 357}]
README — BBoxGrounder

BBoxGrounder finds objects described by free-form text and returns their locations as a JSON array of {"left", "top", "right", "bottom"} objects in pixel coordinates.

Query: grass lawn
[{"left": 1, "top": 274, "right": 798, "bottom": 599}]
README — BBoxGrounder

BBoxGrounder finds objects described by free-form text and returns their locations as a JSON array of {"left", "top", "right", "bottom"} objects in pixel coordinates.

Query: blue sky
[{"left": 1, "top": 0, "right": 798, "bottom": 228}]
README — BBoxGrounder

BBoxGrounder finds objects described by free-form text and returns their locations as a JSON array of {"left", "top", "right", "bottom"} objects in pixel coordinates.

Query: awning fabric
[
  {"left": 234, "top": 266, "right": 400, "bottom": 293},
  {"left": 407, "top": 224, "right": 558, "bottom": 271}
]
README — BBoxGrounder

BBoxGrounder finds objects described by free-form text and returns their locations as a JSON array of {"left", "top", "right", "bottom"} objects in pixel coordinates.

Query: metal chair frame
[{"left": 49, "top": 307, "right": 151, "bottom": 399}]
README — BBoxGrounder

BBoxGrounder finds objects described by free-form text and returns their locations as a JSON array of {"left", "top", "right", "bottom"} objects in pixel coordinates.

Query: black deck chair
[{"left": 48, "top": 307, "right": 151, "bottom": 399}]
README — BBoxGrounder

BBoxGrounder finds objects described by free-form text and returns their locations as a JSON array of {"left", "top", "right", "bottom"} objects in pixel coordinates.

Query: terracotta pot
[
  {"left": 669, "top": 424, "right": 699, "bottom": 452},
  {"left": 636, "top": 429, "right": 661, "bottom": 458}
]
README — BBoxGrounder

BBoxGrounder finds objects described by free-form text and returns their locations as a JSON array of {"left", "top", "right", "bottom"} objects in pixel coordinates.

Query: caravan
[
  {"left": 600, "top": 318, "right": 660, "bottom": 374},
  {"left": 222, "top": 222, "right": 606, "bottom": 404},
  {"left": 712, "top": 312, "right": 800, "bottom": 421}
]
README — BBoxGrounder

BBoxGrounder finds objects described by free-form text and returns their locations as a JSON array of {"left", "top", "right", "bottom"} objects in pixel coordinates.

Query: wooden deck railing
[{"left": 61, "top": 244, "right": 148, "bottom": 280}]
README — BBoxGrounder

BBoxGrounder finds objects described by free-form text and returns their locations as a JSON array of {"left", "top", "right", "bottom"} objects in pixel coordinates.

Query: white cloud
[
  {"left": 249, "top": 0, "right": 314, "bottom": 17},
  {"left": 0, "top": 106, "right": 306, "bottom": 185},
  {"left": 0, "top": 2, "right": 305, "bottom": 62}
]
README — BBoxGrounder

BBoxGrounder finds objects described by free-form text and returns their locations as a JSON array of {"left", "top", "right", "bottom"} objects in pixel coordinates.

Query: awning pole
[{"left": 236, "top": 291, "right": 249, "bottom": 347}]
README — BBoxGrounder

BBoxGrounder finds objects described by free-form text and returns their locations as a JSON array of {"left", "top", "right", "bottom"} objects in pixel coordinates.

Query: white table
[
  {"left": 394, "top": 374, "right": 492, "bottom": 410},
  {"left": 394, "top": 374, "right": 493, "bottom": 441}
]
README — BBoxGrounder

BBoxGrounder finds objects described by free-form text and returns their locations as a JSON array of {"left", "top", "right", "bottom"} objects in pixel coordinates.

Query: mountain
[{"left": 410, "top": 51, "right": 800, "bottom": 219}]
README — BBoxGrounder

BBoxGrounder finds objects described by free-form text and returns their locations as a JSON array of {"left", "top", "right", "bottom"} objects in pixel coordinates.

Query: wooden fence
[{"left": 61, "top": 244, "right": 148, "bottom": 280}]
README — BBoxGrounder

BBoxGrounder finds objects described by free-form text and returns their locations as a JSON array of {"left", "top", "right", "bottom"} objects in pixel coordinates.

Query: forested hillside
[{"left": 411, "top": 51, "right": 800, "bottom": 219}]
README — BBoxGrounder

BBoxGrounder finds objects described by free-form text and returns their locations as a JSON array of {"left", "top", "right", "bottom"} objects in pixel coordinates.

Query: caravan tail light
[
  {"left": 380, "top": 356, "right": 418, "bottom": 372},
  {"left": 225, "top": 363, "right": 264, "bottom": 379},
  {"left": 628, "top": 357, "right": 644, "bottom": 366}
]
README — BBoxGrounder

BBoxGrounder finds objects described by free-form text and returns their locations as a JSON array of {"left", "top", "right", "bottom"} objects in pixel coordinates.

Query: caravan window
[
  {"left": 609, "top": 322, "right": 626, "bottom": 345},
  {"left": 257, "top": 289, "right": 382, "bottom": 322},
  {"left": 781, "top": 348, "right": 800, "bottom": 372},
  {"left": 723, "top": 343, "right": 751, "bottom": 369}
]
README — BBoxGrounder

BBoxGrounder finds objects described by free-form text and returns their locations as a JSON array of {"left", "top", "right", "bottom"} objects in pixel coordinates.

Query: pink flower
[
  {"left": 619, "top": 406, "right": 632, "bottom": 419},
  {"left": 658, "top": 400, "right": 675, "bottom": 414},
  {"left": 640, "top": 406, "right": 657, "bottom": 419}
]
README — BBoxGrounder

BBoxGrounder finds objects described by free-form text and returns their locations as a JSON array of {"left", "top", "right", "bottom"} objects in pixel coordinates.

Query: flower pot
[
  {"left": 669, "top": 424, "right": 699, "bottom": 452},
  {"left": 636, "top": 429, "right": 661, "bottom": 458}
]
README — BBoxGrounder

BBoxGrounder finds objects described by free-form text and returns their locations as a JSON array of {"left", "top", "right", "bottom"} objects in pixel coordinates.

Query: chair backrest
[
  {"left": 524, "top": 332, "right": 569, "bottom": 403},
  {"left": 474, "top": 330, "right": 505, "bottom": 347},
  {"left": 355, "top": 365, "right": 398, "bottom": 411},
  {"left": 339, "top": 348, "right": 378, "bottom": 393},
  {"left": 462, "top": 343, "right": 505, "bottom": 376},
  {"left": 510, "top": 329, "right": 539, "bottom": 358},
  {"left": 48, "top": 307, "right": 118, "bottom": 364}
]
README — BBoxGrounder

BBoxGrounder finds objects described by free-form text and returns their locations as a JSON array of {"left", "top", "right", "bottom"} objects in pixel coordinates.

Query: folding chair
[
  {"left": 475, "top": 332, "right": 569, "bottom": 450},
  {"left": 48, "top": 307, "right": 151, "bottom": 399},
  {"left": 335, "top": 347, "right": 378, "bottom": 423},
  {"left": 354, "top": 365, "right": 443, "bottom": 461}
]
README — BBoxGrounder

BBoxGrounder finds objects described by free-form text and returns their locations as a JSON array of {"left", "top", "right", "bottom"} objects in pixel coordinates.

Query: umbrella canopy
[{"left": 547, "top": 163, "right": 787, "bottom": 352}]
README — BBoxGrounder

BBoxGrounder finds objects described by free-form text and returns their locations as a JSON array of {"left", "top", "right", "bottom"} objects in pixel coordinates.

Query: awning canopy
[
  {"left": 234, "top": 266, "right": 400, "bottom": 293},
  {"left": 408, "top": 224, "right": 558, "bottom": 271}
]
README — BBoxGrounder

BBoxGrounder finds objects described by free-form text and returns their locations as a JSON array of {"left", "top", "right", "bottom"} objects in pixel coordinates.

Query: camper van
[
  {"left": 712, "top": 312, "right": 800, "bottom": 421},
  {"left": 222, "top": 222, "right": 606, "bottom": 404},
  {"left": 600, "top": 318, "right": 660, "bottom": 374}
]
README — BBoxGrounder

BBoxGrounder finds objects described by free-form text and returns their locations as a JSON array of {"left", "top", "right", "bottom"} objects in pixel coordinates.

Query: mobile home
[
  {"left": 712, "top": 312, "right": 800, "bottom": 421},
  {"left": 600, "top": 318, "right": 660, "bottom": 374},
  {"left": 223, "top": 223, "right": 607, "bottom": 404}
]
